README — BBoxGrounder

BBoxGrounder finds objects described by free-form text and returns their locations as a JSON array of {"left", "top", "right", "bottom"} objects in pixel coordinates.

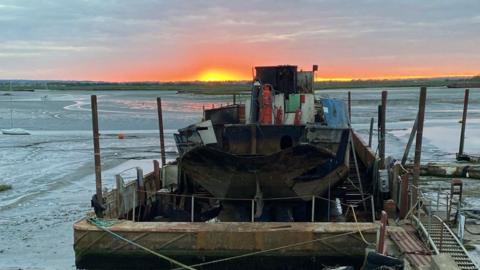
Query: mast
[{"left": 9, "top": 81, "right": 13, "bottom": 128}]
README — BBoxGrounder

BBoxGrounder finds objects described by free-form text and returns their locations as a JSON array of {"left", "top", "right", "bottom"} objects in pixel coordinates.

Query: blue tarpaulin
[{"left": 320, "top": 99, "right": 349, "bottom": 128}]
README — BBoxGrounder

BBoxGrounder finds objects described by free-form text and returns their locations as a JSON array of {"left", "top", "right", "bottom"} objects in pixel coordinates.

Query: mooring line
[
  {"left": 171, "top": 228, "right": 376, "bottom": 270},
  {"left": 350, "top": 205, "right": 374, "bottom": 245},
  {"left": 87, "top": 218, "right": 196, "bottom": 270}
]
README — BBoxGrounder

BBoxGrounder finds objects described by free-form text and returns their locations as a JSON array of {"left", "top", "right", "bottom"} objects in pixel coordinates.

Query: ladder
[{"left": 422, "top": 215, "right": 477, "bottom": 270}]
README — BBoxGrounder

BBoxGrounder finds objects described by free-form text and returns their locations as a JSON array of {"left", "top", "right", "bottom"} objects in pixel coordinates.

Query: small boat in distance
[{"left": 1, "top": 128, "right": 30, "bottom": 135}]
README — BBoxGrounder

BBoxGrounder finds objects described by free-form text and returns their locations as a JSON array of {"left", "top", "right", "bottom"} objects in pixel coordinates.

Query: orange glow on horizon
[
  {"left": 197, "top": 69, "right": 250, "bottom": 82},
  {"left": 76, "top": 63, "right": 477, "bottom": 83},
  {"left": 314, "top": 74, "right": 475, "bottom": 82}
]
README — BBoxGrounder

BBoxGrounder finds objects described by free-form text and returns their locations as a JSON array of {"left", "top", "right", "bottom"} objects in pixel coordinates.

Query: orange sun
[{"left": 198, "top": 69, "right": 247, "bottom": 81}]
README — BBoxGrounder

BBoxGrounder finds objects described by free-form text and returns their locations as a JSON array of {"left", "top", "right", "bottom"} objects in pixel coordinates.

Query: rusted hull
[
  {"left": 74, "top": 219, "right": 378, "bottom": 269},
  {"left": 181, "top": 144, "right": 347, "bottom": 199}
]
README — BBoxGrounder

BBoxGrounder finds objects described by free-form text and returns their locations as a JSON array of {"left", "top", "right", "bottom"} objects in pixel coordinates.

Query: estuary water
[{"left": 0, "top": 87, "right": 479, "bottom": 269}]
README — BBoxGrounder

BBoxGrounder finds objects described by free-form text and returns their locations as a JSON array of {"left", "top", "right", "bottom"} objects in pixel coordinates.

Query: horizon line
[{"left": 0, "top": 73, "right": 478, "bottom": 84}]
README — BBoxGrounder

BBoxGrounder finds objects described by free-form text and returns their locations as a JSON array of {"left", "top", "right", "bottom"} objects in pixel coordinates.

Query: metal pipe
[
  {"left": 251, "top": 200, "right": 255, "bottom": 222},
  {"left": 132, "top": 187, "right": 136, "bottom": 222},
  {"left": 436, "top": 186, "right": 440, "bottom": 211},
  {"left": 157, "top": 97, "right": 166, "bottom": 166},
  {"left": 368, "top": 117, "right": 374, "bottom": 147},
  {"left": 311, "top": 195, "right": 315, "bottom": 222},
  {"left": 350, "top": 130, "right": 367, "bottom": 210},
  {"left": 439, "top": 224, "right": 444, "bottom": 252},
  {"left": 370, "top": 196, "right": 375, "bottom": 222},
  {"left": 458, "top": 89, "right": 469, "bottom": 156},
  {"left": 428, "top": 200, "right": 432, "bottom": 236},
  {"left": 379, "top": 91, "right": 387, "bottom": 169},
  {"left": 91, "top": 95, "right": 103, "bottom": 217},
  {"left": 446, "top": 193, "right": 450, "bottom": 222},
  {"left": 413, "top": 87, "right": 427, "bottom": 204}
]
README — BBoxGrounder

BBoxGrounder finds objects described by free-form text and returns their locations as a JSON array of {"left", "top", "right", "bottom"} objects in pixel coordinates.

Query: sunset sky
[{"left": 0, "top": 0, "right": 479, "bottom": 81}]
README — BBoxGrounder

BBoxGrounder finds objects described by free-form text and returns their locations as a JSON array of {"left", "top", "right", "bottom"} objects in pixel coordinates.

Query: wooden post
[
  {"left": 368, "top": 117, "right": 374, "bottom": 147},
  {"left": 153, "top": 160, "right": 161, "bottom": 190},
  {"left": 348, "top": 91, "right": 352, "bottom": 122},
  {"left": 233, "top": 94, "right": 236, "bottom": 105},
  {"left": 156, "top": 97, "right": 166, "bottom": 166},
  {"left": 379, "top": 91, "right": 387, "bottom": 169},
  {"left": 91, "top": 95, "right": 103, "bottom": 217},
  {"left": 458, "top": 89, "right": 469, "bottom": 157},
  {"left": 399, "top": 174, "right": 409, "bottom": 218},
  {"left": 401, "top": 114, "right": 418, "bottom": 166},
  {"left": 413, "top": 87, "right": 427, "bottom": 203}
]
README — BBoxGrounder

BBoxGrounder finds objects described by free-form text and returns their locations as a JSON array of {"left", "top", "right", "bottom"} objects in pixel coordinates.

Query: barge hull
[{"left": 74, "top": 219, "right": 379, "bottom": 269}]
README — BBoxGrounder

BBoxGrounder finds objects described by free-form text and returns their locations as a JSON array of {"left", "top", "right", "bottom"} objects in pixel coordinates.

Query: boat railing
[
  {"left": 100, "top": 160, "right": 376, "bottom": 223},
  {"left": 155, "top": 192, "right": 376, "bottom": 223}
]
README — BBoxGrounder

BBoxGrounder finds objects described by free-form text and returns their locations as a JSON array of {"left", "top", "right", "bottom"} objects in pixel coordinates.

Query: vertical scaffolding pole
[
  {"left": 413, "top": 87, "right": 427, "bottom": 204},
  {"left": 458, "top": 89, "right": 469, "bottom": 157},
  {"left": 157, "top": 97, "right": 166, "bottom": 166},
  {"left": 91, "top": 95, "right": 103, "bottom": 217},
  {"left": 379, "top": 91, "right": 387, "bottom": 169}
]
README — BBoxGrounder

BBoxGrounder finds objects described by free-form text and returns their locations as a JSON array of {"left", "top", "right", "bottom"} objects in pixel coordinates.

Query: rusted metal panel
[
  {"left": 74, "top": 220, "right": 378, "bottom": 254},
  {"left": 390, "top": 228, "right": 432, "bottom": 268},
  {"left": 297, "top": 71, "right": 314, "bottom": 93},
  {"left": 204, "top": 104, "right": 245, "bottom": 125}
]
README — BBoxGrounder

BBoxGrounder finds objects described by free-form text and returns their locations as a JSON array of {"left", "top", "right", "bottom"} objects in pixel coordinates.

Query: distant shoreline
[{"left": 1, "top": 78, "right": 478, "bottom": 94}]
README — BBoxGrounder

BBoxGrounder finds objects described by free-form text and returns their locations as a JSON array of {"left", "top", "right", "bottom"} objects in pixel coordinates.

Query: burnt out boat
[{"left": 171, "top": 65, "right": 351, "bottom": 220}]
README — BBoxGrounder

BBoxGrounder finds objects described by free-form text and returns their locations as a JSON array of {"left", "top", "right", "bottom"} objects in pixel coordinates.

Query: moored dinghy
[{"left": 1, "top": 128, "right": 30, "bottom": 135}]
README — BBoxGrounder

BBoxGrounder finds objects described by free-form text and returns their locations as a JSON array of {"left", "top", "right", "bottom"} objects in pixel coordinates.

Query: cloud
[{"left": 0, "top": 0, "right": 479, "bottom": 80}]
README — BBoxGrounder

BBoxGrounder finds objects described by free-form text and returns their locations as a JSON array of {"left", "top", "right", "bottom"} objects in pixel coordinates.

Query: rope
[
  {"left": 87, "top": 218, "right": 196, "bottom": 270},
  {"left": 172, "top": 228, "right": 376, "bottom": 270},
  {"left": 349, "top": 205, "right": 374, "bottom": 246}
]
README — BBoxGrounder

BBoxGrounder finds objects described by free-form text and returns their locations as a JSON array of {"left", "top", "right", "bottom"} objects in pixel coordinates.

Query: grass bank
[
  {"left": 1, "top": 76, "right": 475, "bottom": 95},
  {"left": 0, "top": 184, "right": 12, "bottom": 192}
]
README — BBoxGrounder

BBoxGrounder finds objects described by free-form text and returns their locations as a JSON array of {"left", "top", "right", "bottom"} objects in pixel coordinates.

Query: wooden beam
[{"left": 91, "top": 95, "right": 103, "bottom": 217}]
